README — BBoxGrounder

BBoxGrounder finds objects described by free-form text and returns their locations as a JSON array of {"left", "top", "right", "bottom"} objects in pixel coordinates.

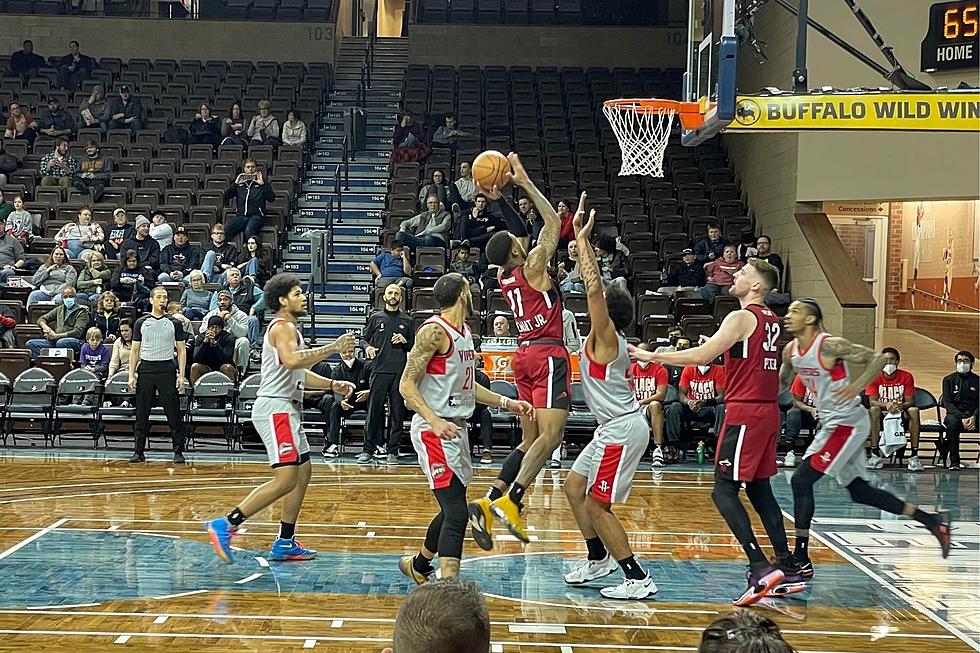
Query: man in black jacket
[
  {"left": 73, "top": 140, "right": 113, "bottom": 201},
  {"left": 202, "top": 223, "right": 240, "bottom": 284},
  {"left": 312, "top": 348, "right": 371, "bottom": 458},
  {"left": 159, "top": 226, "right": 203, "bottom": 283},
  {"left": 56, "top": 40, "right": 94, "bottom": 92},
  {"left": 939, "top": 351, "right": 979, "bottom": 470},
  {"left": 455, "top": 194, "right": 506, "bottom": 253},
  {"left": 190, "top": 315, "right": 237, "bottom": 382},
  {"left": 120, "top": 215, "right": 161, "bottom": 283},
  {"left": 224, "top": 159, "right": 276, "bottom": 242},
  {"left": 357, "top": 284, "right": 414, "bottom": 466},
  {"left": 9, "top": 40, "right": 45, "bottom": 83},
  {"left": 658, "top": 248, "right": 706, "bottom": 296},
  {"left": 105, "top": 85, "right": 144, "bottom": 133},
  {"left": 37, "top": 97, "right": 75, "bottom": 139},
  {"left": 103, "top": 208, "right": 134, "bottom": 261}
]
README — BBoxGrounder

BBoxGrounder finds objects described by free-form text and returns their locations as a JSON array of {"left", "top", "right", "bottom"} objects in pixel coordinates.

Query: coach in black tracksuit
[{"left": 358, "top": 284, "right": 414, "bottom": 464}]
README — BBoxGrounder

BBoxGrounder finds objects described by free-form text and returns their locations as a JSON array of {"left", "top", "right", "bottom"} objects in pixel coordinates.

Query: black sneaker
[
  {"left": 929, "top": 511, "right": 953, "bottom": 558},
  {"left": 129, "top": 452, "right": 146, "bottom": 463},
  {"left": 173, "top": 452, "right": 186, "bottom": 465},
  {"left": 772, "top": 555, "right": 810, "bottom": 595}
]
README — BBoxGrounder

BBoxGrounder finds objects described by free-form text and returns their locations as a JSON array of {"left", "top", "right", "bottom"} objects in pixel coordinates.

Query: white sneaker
[
  {"left": 322, "top": 444, "right": 339, "bottom": 458},
  {"left": 600, "top": 575, "right": 659, "bottom": 600},
  {"left": 907, "top": 456, "right": 924, "bottom": 472},
  {"left": 651, "top": 446, "right": 665, "bottom": 468},
  {"left": 563, "top": 555, "right": 619, "bottom": 585},
  {"left": 866, "top": 454, "right": 884, "bottom": 470},
  {"left": 783, "top": 451, "right": 797, "bottom": 468}
]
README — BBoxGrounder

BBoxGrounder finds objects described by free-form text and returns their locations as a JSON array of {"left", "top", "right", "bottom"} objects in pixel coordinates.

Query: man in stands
[
  {"left": 4, "top": 102, "right": 38, "bottom": 145},
  {"left": 39, "top": 137, "right": 77, "bottom": 192},
  {"left": 456, "top": 194, "right": 505, "bottom": 253},
  {"left": 396, "top": 194, "right": 451, "bottom": 251},
  {"left": 202, "top": 223, "right": 240, "bottom": 284},
  {"left": 754, "top": 235, "right": 784, "bottom": 287},
  {"left": 695, "top": 223, "right": 727, "bottom": 263},
  {"left": 701, "top": 245, "right": 745, "bottom": 303},
  {"left": 939, "top": 351, "right": 979, "bottom": 470},
  {"left": 0, "top": 228, "right": 27, "bottom": 284},
  {"left": 103, "top": 208, "right": 133, "bottom": 261},
  {"left": 208, "top": 267, "right": 264, "bottom": 353},
  {"left": 106, "top": 85, "right": 144, "bottom": 133},
  {"left": 370, "top": 242, "right": 412, "bottom": 289},
  {"left": 27, "top": 287, "right": 90, "bottom": 358},
  {"left": 203, "top": 290, "right": 251, "bottom": 371},
  {"left": 120, "top": 216, "right": 161, "bottom": 283},
  {"left": 783, "top": 373, "right": 818, "bottom": 468},
  {"left": 73, "top": 140, "right": 113, "bottom": 201},
  {"left": 381, "top": 578, "right": 490, "bottom": 653},
  {"left": 8, "top": 40, "right": 45, "bottom": 83},
  {"left": 491, "top": 315, "right": 512, "bottom": 338},
  {"left": 454, "top": 161, "right": 476, "bottom": 208},
  {"left": 224, "top": 159, "right": 276, "bottom": 242},
  {"left": 666, "top": 360, "right": 726, "bottom": 448},
  {"left": 159, "top": 226, "right": 203, "bottom": 283},
  {"left": 37, "top": 97, "right": 75, "bottom": 140},
  {"left": 190, "top": 315, "right": 237, "bottom": 382},
  {"left": 630, "top": 342, "right": 669, "bottom": 468},
  {"left": 56, "top": 40, "right": 94, "bottom": 92},
  {"left": 866, "top": 347, "right": 922, "bottom": 472},
  {"left": 316, "top": 343, "right": 370, "bottom": 459},
  {"left": 658, "top": 247, "right": 705, "bottom": 296}
]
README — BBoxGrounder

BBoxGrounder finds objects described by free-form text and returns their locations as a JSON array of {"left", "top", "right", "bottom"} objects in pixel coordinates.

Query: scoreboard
[{"left": 921, "top": 1, "right": 979, "bottom": 71}]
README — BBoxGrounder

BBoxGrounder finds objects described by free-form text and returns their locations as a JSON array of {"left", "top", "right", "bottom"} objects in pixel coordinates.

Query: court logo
[{"left": 734, "top": 99, "right": 761, "bottom": 126}]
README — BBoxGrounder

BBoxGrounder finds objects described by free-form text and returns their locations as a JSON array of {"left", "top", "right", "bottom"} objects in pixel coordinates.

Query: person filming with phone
[{"left": 224, "top": 159, "right": 276, "bottom": 243}]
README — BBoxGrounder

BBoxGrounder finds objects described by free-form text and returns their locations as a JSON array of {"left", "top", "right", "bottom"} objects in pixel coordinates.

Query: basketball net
[{"left": 603, "top": 99, "right": 703, "bottom": 178}]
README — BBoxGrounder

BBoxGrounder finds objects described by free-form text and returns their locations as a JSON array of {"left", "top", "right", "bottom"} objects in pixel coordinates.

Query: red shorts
[
  {"left": 512, "top": 342, "right": 571, "bottom": 410},
  {"left": 714, "top": 402, "right": 779, "bottom": 482}
]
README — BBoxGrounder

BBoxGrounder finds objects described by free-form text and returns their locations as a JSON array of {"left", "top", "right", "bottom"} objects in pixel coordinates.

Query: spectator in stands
[
  {"left": 492, "top": 315, "right": 511, "bottom": 337},
  {"left": 754, "top": 235, "right": 784, "bottom": 286},
  {"left": 167, "top": 302, "right": 191, "bottom": 340},
  {"left": 281, "top": 110, "right": 307, "bottom": 147},
  {"left": 78, "top": 84, "right": 108, "bottom": 132},
  {"left": 150, "top": 211, "right": 173, "bottom": 250},
  {"left": 450, "top": 243, "right": 479, "bottom": 284},
  {"left": 456, "top": 194, "right": 504, "bottom": 253},
  {"left": 108, "top": 318, "right": 134, "bottom": 376},
  {"left": 27, "top": 287, "right": 89, "bottom": 358},
  {"left": 417, "top": 169, "right": 452, "bottom": 210},
  {"left": 191, "top": 315, "right": 238, "bottom": 383},
  {"left": 105, "top": 85, "right": 144, "bottom": 134},
  {"left": 208, "top": 267, "right": 264, "bottom": 354},
  {"left": 202, "top": 223, "right": 240, "bottom": 284},
  {"left": 56, "top": 40, "right": 94, "bottom": 92},
  {"left": 594, "top": 233, "right": 629, "bottom": 290},
  {"left": 56, "top": 207, "right": 103, "bottom": 261},
  {"left": 318, "top": 344, "right": 370, "bottom": 458},
  {"left": 88, "top": 291, "right": 120, "bottom": 342},
  {"left": 658, "top": 248, "right": 706, "bottom": 296},
  {"left": 666, "top": 361, "right": 726, "bottom": 446},
  {"left": 39, "top": 137, "right": 77, "bottom": 191},
  {"left": 222, "top": 102, "right": 247, "bottom": 139},
  {"left": 390, "top": 111, "right": 429, "bottom": 164},
  {"left": 370, "top": 242, "right": 412, "bottom": 288},
  {"left": 735, "top": 227, "right": 757, "bottom": 262},
  {"left": 397, "top": 195, "right": 451, "bottom": 251},
  {"left": 562, "top": 307, "right": 581, "bottom": 352},
  {"left": 159, "top": 226, "right": 202, "bottom": 284},
  {"left": 224, "top": 159, "right": 275, "bottom": 242},
  {"left": 695, "top": 223, "right": 727, "bottom": 263},
  {"left": 654, "top": 326, "right": 685, "bottom": 355},
  {"left": 359, "top": 283, "right": 413, "bottom": 465},
  {"left": 76, "top": 251, "right": 109, "bottom": 306},
  {"left": 188, "top": 103, "right": 221, "bottom": 150},
  {"left": 237, "top": 236, "right": 273, "bottom": 287},
  {"left": 8, "top": 40, "right": 45, "bottom": 83},
  {"left": 37, "top": 96, "right": 75, "bottom": 139},
  {"left": 700, "top": 245, "right": 744, "bottom": 303},
  {"left": 431, "top": 112, "right": 472, "bottom": 149},
  {"left": 3, "top": 102, "right": 37, "bottom": 145},
  {"left": 664, "top": 335, "right": 691, "bottom": 386},
  {"left": 28, "top": 246, "right": 76, "bottom": 306},
  {"left": 782, "top": 374, "right": 818, "bottom": 468},
  {"left": 79, "top": 326, "right": 110, "bottom": 378},
  {"left": 103, "top": 208, "right": 132, "bottom": 261},
  {"left": 939, "top": 351, "right": 978, "bottom": 471},
  {"left": 0, "top": 192, "right": 12, "bottom": 224},
  {"left": 203, "top": 289, "right": 251, "bottom": 371},
  {"left": 0, "top": 302, "right": 16, "bottom": 347},
  {"left": 866, "top": 347, "right": 922, "bottom": 471},
  {"left": 111, "top": 250, "right": 150, "bottom": 306},
  {"left": 454, "top": 161, "right": 476, "bottom": 207},
  {"left": 630, "top": 342, "right": 670, "bottom": 467},
  {"left": 246, "top": 100, "right": 280, "bottom": 146},
  {"left": 4, "top": 196, "right": 32, "bottom": 246},
  {"left": 0, "top": 227, "right": 27, "bottom": 284},
  {"left": 556, "top": 199, "right": 576, "bottom": 248},
  {"left": 121, "top": 216, "right": 161, "bottom": 282},
  {"left": 382, "top": 578, "right": 491, "bottom": 653},
  {"left": 72, "top": 140, "right": 113, "bottom": 201},
  {"left": 180, "top": 270, "right": 212, "bottom": 320},
  {"left": 557, "top": 240, "right": 584, "bottom": 294},
  {"left": 699, "top": 610, "right": 796, "bottom": 653},
  {"left": 517, "top": 196, "right": 542, "bottom": 245}
]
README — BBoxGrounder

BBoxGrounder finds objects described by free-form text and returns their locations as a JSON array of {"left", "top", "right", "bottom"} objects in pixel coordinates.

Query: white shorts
[
  {"left": 803, "top": 409, "right": 870, "bottom": 486},
  {"left": 570, "top": 411, "right": 647, "bottom": 504},
  {"left": 411, "top": 414, "right": 472, "bottom": 490},
  {"left": 252, "top": 397, "right": 310, "bottom": 467}
]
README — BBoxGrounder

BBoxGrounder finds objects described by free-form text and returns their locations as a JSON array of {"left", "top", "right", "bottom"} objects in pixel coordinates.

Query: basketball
[{"left": 471, "top": 150, "right": 511, "bottom": 190}]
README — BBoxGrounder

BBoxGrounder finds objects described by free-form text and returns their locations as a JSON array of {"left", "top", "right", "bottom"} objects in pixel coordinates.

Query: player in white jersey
[
  {"left": 781, "top": 299, "right": 952, "bottom": 577},
  {"left": 206, "top": 274, "right": 356, "bottom": 563},
  {"left": 561, "top": 206, "right": 658, "bottom": 600},
  {"left": 398, "top": 273, "right": 533, "bottom": 582}
]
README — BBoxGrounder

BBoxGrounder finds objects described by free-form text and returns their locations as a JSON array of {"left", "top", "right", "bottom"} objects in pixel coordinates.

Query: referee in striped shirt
[{"left": 129, "top": 286, "right": 188, "bottom": 464}]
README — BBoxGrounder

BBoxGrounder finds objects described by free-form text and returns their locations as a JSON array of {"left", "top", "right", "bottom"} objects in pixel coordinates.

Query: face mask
[
  {"left": 883, "top": 363, "right": 897, "bottom": 375},
  {"left": 636, "top": 359, "right": 649, "bottom": 369},
  {"left": 63, "top": 298, "right": 75, "bottom": 309},
  {"left": 957, "top": 362, "right": 971, "bottom": 374},
  {"left": 698, "top": 365, "right": 711, "bottom": 374}
]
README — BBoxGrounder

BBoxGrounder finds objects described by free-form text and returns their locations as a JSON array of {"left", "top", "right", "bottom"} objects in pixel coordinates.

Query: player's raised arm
[
  {"left": 779, "top": 342, "right": 796, "bottom": 392},
  {"left": 399, "top": 323, "right": 458, "bottom": 439},
  {"left": 273, "top": 323, "right": 355, "bottom": 370},
  {"left": 821, "top": 336, "right": 888, "bottom": 402},
  {"left": 573, "top": 197, "right": 617, "bottom": 355},
  {"left": 633, "top": 310, "right": 755, "bottom": 367},
  {"left": 510, "top": 152, "right": 560, "bottom": 285}
]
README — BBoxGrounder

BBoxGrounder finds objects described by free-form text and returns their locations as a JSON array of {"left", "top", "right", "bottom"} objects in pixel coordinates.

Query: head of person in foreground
[
  {"left": 698, "top": 609, "right": 796, "bottom": 653},
  {"left": 382, "top": 578, "right": 490, "bottom": 653}
]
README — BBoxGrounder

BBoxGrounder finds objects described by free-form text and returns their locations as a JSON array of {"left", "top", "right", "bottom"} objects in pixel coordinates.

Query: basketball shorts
[
  {"left": 411, "top": 414, "right": 472, "bottom": 490},
  {"left": 715, "top": 402, "right": 779, "bottom": 482},
  {"left": 804, "top": 410, "right": 870, "bottom": 486},
  {"left": 513, "top": 343, "right": 571, "bottom": 410},
  {"left": 570, "top": 411, "right": 647, "bottom": 504},
  {"left": 252, "top": 397, "right": 310, "bottom": 467}
]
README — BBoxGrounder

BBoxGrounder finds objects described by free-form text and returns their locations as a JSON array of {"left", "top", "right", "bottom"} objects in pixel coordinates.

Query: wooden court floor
[{"left": 0, "top": 451, "right": 976, "bottom": 652}]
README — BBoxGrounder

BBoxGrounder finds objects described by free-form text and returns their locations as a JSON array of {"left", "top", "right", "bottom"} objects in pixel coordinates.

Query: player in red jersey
[
  {"left": 630, "top": 258, "right": 806, "bottom": 606},
  {"left": 467, "top": 154, "right": 574, "bottom": 547}
]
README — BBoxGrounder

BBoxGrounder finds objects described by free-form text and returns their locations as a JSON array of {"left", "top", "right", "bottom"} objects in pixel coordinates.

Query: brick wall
[
  {"left": 833, "top": 223, "right": 869, "bottom": 277},
  {"left": 897, "top": 310, "right": 980, "bottom": 353},
  {"left": 885, "top": 202, "right": 904, "bottom": 322}
]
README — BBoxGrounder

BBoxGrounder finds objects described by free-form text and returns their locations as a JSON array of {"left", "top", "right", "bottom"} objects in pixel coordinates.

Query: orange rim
[{"left": 603, "top": 98, "right": 705, "bottom": 130}]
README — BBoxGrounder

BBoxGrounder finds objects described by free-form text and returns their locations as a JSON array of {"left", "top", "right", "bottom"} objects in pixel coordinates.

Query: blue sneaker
[
  {"left": 269, "top": 538, "right": 317, "bottom": 561},
  {"left": 206, "top": 517, "right": 236, "bottom": 564}
]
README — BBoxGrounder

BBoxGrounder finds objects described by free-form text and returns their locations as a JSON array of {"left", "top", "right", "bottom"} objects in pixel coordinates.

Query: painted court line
[
  {"left": 234, "top": 573, "right": 263, "bottom": 585},
  {"left": 0, "top": 517, "right": 68, "bottom": 560},
  {"left": 25, "top": 602, "right": 100, "bottom": 610},
  {"left": 113, "top": 635, "right": 131, "bottom": 644},
  {"left": 150, "top": 590, "right": 208, "bottom": 600},
  {"left": 152, "top": 616, "right": 168, "bottom": 625},
  {"left": 303, "top": 639, "right": 316, "bottom": 648}
]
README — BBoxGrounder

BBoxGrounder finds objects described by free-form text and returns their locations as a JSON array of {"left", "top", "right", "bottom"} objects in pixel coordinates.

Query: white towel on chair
[{"left": 881, "top": 412, "right": 907, "bottom": 457}]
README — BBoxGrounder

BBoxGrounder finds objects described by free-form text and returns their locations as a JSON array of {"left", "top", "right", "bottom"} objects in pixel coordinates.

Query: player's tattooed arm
[
  {"left": 399, "top": 323, "right": 448, "bottom": 427},
  {"left": 778, "top": 342, "right": 796, "bottom": 393},
  {"left": 514, "top": 152, "right": 561, "bottom": 284},
  {"left": 822, "top": 336, "right": 887, "bottom": 402}
]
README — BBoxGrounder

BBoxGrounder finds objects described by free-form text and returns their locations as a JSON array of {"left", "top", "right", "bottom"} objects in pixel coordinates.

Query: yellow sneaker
[
  {"left": 468, "top": 498, "right": 495, "bottom": 551},
  {"left": 398, "top": 555, "right": 433, "bottom": 586},
  {"left": 490, "top": 495, "right": 529, "bottom": 544}
]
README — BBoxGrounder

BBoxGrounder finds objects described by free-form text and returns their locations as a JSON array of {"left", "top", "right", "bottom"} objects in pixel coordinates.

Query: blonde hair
[
  {"left": 747, "top": 257, "right": 779, "bottom": 292},
  {"left": 86, "top": 326, "right": 103, "bottom": 341},
  {"left": 98, "top": 291, "right": 119, "bottom": 310}
]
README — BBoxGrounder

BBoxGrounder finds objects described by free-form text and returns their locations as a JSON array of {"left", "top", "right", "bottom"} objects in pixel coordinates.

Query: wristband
[{"left": 499, "top": 395, "right": 509, "bottom": 408}]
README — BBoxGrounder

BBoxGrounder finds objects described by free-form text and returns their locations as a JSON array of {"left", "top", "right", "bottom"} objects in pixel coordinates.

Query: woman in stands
[
  {"left": 556, "top": 199, "right": 576, "bottom": 248},
  {"left": 76, "top": 250, "right": 110, "bottom": 307},
  {"left": 222, "top": 102, "right": 247, "bottom": 139},
  {"left": 238, "top": 236, "right": 274, "bottom": 288},
  {"left": 281, "top": 110, "right": 307, "bottom": 147},
  {"left": 55, "top": 207, "right": 104, "bottom": 261},
  {"left": 180, "top": 270, "right": 212, "bottom": 321},
  {"left": 417, "top": 169, "right": 452, "bottom": 210},
  {"left": 247, "top": 99, "right": 280, "bottom": 146},
  {"left": 27, "top": 246, "right": 76, "bottom": 306},
  {"left": 189, "top": 103, "right": 221, "bottom": 150},
  {"left": 111, "top": 250, "right": 150, "bottom": 307},
  {"left": 107, "top": 317, "right": 134, "bottom": 376},
  {"left": 390, "top": 111, "right": 429, "bottom": 164},
  {"left": 89, "top": 291, "right": 121, "bottom": 343}
]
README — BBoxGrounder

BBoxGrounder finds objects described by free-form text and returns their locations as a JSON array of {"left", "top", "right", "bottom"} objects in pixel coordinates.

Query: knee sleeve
[
  {"left": 433, "top": 476, "right": 468, "bottom": 559},
  {"left": 711, "top": 476, "right": 741, "bottom": 513},
  {"left": 790, "top": 459, "right": 822, "bottom": 530}
]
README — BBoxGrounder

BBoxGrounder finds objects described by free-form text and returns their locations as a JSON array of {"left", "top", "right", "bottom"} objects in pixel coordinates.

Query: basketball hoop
[{"left": 603, "top": 99, "right": 704, "bottom": 177}]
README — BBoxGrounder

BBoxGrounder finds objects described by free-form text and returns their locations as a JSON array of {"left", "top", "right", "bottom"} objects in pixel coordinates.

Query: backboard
[{"left": 683, "top": 0, "right": 739, "bottom": 145}]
